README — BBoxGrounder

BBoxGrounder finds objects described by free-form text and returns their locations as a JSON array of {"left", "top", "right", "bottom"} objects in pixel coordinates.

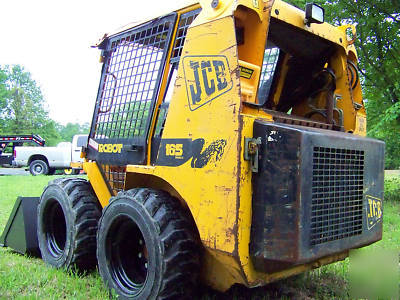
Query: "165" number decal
[{"left": 165, "top": 144, "right": 183, "bottom": 157}]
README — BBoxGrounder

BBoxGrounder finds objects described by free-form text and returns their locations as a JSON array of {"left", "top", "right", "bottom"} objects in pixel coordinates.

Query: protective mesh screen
[
  {"left": 99, "top": 164, "right": 126, "bottom": 195},
  {"left": 89, "top": 14, "right": 176, "bottom": 195},
  {"left": 93, "top": 17, "right": 174, "bottom": 140},
  {"left": 154, "top": 9, "right": 200, "bottom": 139},
  {"left": 310, "top": 147, "right": 364, "bottom": 246},
  {"left": 171, "top": 9, "right": 201, "bottom": 63}
]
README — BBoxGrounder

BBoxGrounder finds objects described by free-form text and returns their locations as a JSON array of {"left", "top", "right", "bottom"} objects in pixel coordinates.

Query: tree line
[{"left": 0, "top": 65, "right": 89, "bottom": 146}]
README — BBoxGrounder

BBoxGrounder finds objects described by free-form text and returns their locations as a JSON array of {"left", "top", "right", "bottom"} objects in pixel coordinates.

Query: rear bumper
[{"left": 250, "top": 121, "right": 384, "bottom": 272}]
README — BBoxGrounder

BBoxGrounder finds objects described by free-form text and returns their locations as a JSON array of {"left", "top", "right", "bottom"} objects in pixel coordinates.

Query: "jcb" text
[{"left": 189, "top": 59, "right": 228, "bottom": 105}]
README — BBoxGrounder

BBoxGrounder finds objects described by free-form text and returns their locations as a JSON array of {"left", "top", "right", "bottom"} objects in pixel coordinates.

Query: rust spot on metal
[
  {"left": 226, "top": 224, "right": 237, "bottom": 240},
  {"left": 215, "top": 186, "right": 233, "bottom": 192},
  {"left": 231, "top": 114, "right": 246, "bottom": 284},
  {"left": 229, "top": 103, "right": 237, "bottom": 114}
]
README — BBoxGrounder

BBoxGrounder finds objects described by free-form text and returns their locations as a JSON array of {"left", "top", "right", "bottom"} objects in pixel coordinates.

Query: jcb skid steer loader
[{"left": 1, "top": 0, "right": 384, "bottom": 298}]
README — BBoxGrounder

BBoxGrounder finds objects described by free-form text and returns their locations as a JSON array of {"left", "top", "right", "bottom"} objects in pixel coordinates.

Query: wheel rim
[
  {"left": 106, "top": 215, "right": 148, "bottom": 296},
  {"left": 43, "top": 200, "right": 67, "bottom": 258},
  {"left": 34, "top": 164, "right": 43, "bottom": 174}
]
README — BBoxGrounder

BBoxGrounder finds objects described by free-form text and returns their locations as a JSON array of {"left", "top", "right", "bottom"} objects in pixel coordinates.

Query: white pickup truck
[{"left": 13, "top": 135, "right": 88, "bottom": 175}]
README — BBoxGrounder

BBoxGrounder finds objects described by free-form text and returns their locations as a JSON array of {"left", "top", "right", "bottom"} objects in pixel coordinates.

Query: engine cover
[{"left": 250, "top": 121, "right": 384, "bottom": 272}]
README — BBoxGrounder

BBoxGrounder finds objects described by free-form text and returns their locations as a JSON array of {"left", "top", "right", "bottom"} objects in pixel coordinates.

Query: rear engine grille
[{"left": 310, "top": 147, "right": 364, "bottom": 246}]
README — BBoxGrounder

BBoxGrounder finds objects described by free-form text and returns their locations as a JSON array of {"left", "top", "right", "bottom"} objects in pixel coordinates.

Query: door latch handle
[{"left": 244, "top": 137, "right": 261, "bottom": 173}]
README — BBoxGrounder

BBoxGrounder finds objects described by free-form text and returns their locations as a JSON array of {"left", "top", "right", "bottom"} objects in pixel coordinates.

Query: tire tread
[
  {"left": 40, "top": 177, "right": 101, "bottom": 270},
  {"left": 108, "top": 188, "right": 200, "bottom": 299}
]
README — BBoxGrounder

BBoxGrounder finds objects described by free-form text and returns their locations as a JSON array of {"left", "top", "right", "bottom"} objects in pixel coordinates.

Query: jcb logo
[
  {"left": 166, "top": 144, "right": 183, "bottom": 158},
  {"left": 366, "top": 195, "right": 383, "bottom": 230},
  {"left": 98, "top": 143, "right": 123, "bottom": 153},
  {"left": 183, "top": 55, "right": 233, "bottom": 111}
]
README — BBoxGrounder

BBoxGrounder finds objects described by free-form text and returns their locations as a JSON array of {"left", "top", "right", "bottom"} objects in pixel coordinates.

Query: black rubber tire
[
  {"left": 29, "top": 160, "right": 49, "bottom": 176},
  {"left": 37, "top": 178, "right": 101, "bottom": 270},
  {"left": 97, "top": 188, "right": 200, "bottom": 300}
]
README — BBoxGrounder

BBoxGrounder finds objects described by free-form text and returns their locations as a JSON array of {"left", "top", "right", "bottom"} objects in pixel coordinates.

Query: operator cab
[
  {"left": 257, "top": 18, "right": 339, "bottom": 126},
  {"left": 236, "top": 3, "right": 362, "bottom": 132}
]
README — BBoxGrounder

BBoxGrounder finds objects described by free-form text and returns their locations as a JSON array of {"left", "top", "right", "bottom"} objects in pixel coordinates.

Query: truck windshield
[{"left": 76, "top": 136, "right": 88, "bottom": 148}]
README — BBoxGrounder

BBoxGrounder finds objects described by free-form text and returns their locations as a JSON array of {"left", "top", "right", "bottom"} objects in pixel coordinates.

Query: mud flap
[{"left": 0, "top": 197, "right": 41, "bottom": 257}]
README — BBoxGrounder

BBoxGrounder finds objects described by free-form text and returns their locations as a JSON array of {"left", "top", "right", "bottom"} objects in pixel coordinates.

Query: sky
[{"left": 0, "top": 0, "right": 190, "bottom": 125}]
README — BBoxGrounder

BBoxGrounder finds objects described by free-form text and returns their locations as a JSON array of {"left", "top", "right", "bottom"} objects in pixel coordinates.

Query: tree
[
  {"left": 57, "top": 122, "right": 90, "bottom": 142},
  {"left": 0, "top": 65, "right": 60, "bottom": 145},
  {"left": 0, "top": 68, "right": 8, "bottom": 130}
]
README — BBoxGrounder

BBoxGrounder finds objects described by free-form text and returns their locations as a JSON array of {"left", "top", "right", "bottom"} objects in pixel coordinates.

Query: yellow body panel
[
  {"left": 84, "top": 162, "right": 112, "bottom": 207},
  {"left": 354, "top": 112, "right": 367, "bottom": 136}
]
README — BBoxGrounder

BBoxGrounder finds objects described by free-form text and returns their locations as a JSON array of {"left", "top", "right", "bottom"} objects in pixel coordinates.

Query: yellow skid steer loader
[{"left": 1, "top": 0, "right": 384, "bottom": 298}]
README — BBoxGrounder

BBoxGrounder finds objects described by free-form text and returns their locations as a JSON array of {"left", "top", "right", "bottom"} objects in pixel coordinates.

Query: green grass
[
  {"left": 384, "top": 175, "right": 400, "bottom": 202},
  {"left": 0, "top": 174, "right": 398, "bottom": 299},
  {"left": 0, "top": 175, "right": 108, "bottom": 299}
]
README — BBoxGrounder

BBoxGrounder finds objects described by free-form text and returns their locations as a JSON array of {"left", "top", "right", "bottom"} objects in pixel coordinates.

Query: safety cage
[{"left": 87, "top": 9, "right": 201, "bottom": 194}]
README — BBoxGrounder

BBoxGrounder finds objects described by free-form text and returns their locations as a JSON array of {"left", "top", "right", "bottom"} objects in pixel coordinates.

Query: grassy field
[{"left": 0, "top": 174, "right": 398, "bottom": 299}]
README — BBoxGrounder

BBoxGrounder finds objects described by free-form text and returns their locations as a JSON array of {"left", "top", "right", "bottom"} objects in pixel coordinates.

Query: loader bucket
[{"left": 0, "top": 197, "right": 41, "bottom": 257}]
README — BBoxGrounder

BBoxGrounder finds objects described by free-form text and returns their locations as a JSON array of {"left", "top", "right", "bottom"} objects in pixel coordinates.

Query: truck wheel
[
  {"left": 37, "top": 178, "right": 101, "bottom": 270},
  {"left": 97, "top": 188, "right": 200, "bottom": 299},
  {"left": 63, "top": 168, "right": 72, "bottom": 175},
  {"left": 29, "top": 160, "right": 49, "bottom": 176}
]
